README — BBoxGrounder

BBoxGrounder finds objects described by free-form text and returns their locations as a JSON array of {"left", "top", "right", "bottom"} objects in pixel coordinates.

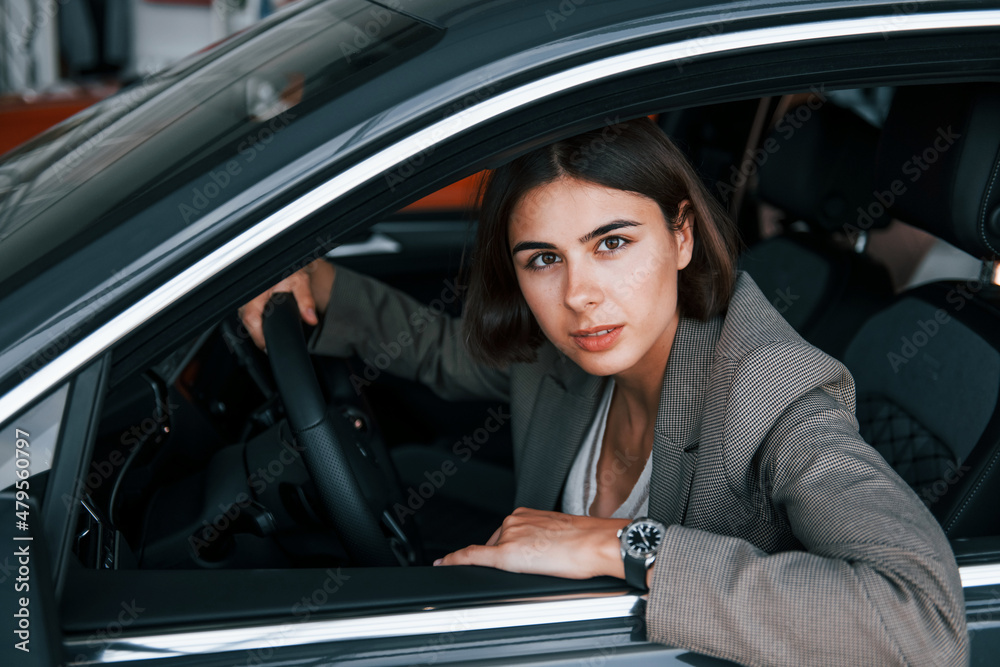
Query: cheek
[
  {"left": 516, "top": 275, "right": 559, "bottom": 331},
  {"left": 606, "top": 246, "right": 673, "bottom": 302},
  {"left": 615, "top": 254, "right": 680, "bottom": 323}
]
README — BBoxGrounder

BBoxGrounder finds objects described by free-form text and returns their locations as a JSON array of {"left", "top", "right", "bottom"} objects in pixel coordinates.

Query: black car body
[{"left": 1, "top": 0, "right": 999, "bottom": 664}]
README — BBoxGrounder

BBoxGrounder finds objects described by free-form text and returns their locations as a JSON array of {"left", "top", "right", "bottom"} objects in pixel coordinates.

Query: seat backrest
[
  {"left": 740, "top": 101, "right": 894, "bottom": 355},
  {"left": 842, "top": 82, "right": 1000, "bottom": 537},
  {"left": 842, "top": 283, "right": 1000, "bottom": 535}
]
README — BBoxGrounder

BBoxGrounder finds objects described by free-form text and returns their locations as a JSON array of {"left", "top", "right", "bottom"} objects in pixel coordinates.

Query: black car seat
[
  {"left": 740, "top": 101, "right": 896, "bottom": 359},
  {"left": 840, "top": 82, "right": 1000, "bottom": 538}
]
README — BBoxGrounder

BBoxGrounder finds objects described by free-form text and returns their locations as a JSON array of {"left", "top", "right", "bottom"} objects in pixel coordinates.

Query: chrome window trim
[
  {"left": 62, "top": 561, "right": 1000, "bottom": 664},
  {"left": 64, "top": 592, "right": 645, "bottom": 663},
  {"left": 2, "top": 10, "right": 999, "bottom": 422},
  {"left": 960, "top": 563, "right": 1000, "bottom": 588}
]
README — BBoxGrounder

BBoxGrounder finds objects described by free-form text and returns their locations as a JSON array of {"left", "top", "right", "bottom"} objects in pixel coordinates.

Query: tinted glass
[
  {"left": 0, "top": 0, "right": 437, "bottom": 291},
  {"left": 0, "top": 384, "right": 69, "bottom": 500}
]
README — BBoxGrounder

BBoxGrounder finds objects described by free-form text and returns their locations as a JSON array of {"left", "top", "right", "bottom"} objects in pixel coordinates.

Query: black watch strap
[{"left": 623, "top": 553, "right": 649, "bottom": 591}]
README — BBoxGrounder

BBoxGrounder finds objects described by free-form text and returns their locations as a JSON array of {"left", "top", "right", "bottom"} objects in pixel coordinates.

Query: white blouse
[{"left": 560, "top": 379, "right": 652, "bottom": 519}]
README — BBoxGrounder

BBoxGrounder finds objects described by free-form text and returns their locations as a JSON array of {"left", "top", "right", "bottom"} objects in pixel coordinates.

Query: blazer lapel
[
  {"left": 648, "top": 314, "right": 722, "bottom": 525},
  {"left": 512, "top": 313, "right": 721, "bottom": 517},
  {"left": 514, "top": 361, "right": 606, "bottom": 511}
]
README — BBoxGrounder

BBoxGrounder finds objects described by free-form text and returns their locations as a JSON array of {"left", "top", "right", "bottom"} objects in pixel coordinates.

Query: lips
[{"left": 570, "top": 324, "right": 624, "bottom": 352}]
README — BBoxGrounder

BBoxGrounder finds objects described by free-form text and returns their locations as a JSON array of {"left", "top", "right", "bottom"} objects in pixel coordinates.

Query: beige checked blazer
[{"left": 308, "top": 264, "right": 968, "bottom": 667}]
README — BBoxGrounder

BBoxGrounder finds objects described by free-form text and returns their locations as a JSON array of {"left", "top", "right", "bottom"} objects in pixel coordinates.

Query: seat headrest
[
  {"left": 875, "top": 83, "right": 1000, "bottom": 259},
  {"left": 757, "top": 102, "right": 890, "bottom": 234}
]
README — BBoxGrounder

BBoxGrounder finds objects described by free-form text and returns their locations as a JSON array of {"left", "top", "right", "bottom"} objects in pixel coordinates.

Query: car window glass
[
  {"left": 0, "top": 0, "right": 437, "bottom": 290},
  {"left": 0, "top": 384, "right": 69, "bottom": 495}
]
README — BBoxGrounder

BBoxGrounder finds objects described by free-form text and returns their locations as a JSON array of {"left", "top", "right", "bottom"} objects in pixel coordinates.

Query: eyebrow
[{"left": 510, "top": 220, "right": 641, "bottom": 256}]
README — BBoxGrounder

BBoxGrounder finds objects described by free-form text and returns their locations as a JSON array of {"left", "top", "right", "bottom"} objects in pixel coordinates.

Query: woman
[{"left": 239, "top": 118, "right": 967, "bottom": 666}]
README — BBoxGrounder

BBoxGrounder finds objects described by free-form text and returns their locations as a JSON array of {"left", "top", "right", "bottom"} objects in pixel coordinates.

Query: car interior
[{"left": 63, "top": 80, "right": 1000, "bottom": 609}]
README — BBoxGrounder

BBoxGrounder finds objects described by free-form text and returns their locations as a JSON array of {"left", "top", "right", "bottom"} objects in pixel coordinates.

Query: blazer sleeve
[
  {"left": 306, "top": 263, "right": 510, "bottom": 403},
  {"left": 644, "top": 387, "right": 968, "bottom": 666}
]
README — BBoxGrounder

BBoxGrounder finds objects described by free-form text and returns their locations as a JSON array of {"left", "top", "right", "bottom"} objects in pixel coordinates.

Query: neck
[{"left": 610, "top": 312, "right": 681, "bottom": 440}]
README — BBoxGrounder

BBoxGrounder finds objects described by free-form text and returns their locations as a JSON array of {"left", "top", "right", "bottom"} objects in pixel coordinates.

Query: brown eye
[
  {"left": 599, "top": 236, "right": 627, "bottom": 253},
  {"left": 528, "top": 252, "right": 562, "bottom": 269}
]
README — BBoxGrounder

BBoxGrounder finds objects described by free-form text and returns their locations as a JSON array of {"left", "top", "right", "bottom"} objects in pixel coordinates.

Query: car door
[
  {"left": 3, "top": 1, "right": 1000, "bottom": 665},
  {"left": 0, "top": 359, "right": 108, "bottom": 666}
]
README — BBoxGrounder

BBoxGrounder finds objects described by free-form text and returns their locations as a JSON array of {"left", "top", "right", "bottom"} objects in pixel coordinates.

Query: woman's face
[{"left": 508, "top": 176, "right": 694, "bottom": 378}]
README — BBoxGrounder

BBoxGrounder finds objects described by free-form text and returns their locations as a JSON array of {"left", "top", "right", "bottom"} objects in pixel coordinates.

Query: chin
[{"left": 565, "top": 347, "right": 638, "bottom": 377}]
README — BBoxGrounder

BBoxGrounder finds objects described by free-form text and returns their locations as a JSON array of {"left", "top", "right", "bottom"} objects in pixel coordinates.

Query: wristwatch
[{"left": 617, "top": 517, "right": 667, "bottom": 591}]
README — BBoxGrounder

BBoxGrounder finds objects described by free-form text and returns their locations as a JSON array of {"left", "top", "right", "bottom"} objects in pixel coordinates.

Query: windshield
[{"left": 0, "top": 0, "right": 438, "bottom": 291}]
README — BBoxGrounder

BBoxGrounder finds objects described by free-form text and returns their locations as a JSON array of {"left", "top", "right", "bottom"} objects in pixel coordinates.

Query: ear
[{"left": 674, "top": 199, "right": 695, "bottom": 270}]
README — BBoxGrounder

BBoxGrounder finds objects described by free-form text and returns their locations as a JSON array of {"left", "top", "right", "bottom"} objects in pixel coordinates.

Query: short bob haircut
[{"left": 462, "top": 116, "right": 740, "bottom": 369}]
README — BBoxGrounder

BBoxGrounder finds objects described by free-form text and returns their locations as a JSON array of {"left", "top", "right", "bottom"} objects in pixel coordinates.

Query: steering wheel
[{"left": 260, "top": 292, "right": 421, "bottom": 566}]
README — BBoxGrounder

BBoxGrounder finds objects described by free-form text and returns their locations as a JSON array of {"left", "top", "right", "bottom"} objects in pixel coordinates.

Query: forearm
[
  {"left": 307, "top": 263, "right": 510, "bottom": 402},
  {"left": 638, "top": 394, "right": 968, "bottom": 666},
  {"left": 644, "top": 523, "right": 965, "bottom": 666}
]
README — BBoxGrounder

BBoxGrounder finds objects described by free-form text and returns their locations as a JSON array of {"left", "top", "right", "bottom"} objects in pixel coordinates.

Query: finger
[
  {"left": 244, "top": 308, "right": 266, "bottom": 351},
  {"left": 293, "top": 278, "right": 318, "bottom": 325},
  {"left": 485, "top": 526, "right": 502, "bottom": 547},
  {"left": 435, "top": 545, "right": 498, "bottom": 568},
  {"left": 510, "top": 506, "right": 548, "bottom": 519}
]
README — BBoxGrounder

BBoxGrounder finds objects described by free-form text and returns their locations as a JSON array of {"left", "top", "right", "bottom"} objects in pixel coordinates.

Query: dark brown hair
[{"left": 462, "top": 116, "right": 739, "bottom": 368}]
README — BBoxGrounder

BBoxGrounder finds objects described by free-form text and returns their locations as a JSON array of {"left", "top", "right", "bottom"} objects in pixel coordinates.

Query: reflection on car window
[
  {"left": 0, "top": 384, "right": 69, "bottom": 495},
  {"left": 0, "top": 0, "right": 438, "bottom": 288}
]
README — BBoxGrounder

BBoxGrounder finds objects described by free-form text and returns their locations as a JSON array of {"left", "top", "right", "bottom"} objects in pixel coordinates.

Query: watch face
[{"left": 625, "top": 521, "right": 662, "bottom": 557}]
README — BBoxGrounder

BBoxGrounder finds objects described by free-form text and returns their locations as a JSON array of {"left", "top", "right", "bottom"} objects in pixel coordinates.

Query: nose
[{"left": 563, "top": 260, "right": 603, "bottom": 312}]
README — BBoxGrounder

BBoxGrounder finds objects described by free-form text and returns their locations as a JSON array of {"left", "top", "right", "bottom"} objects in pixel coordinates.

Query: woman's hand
[
  {"left": 434, "top": 507, "right": 630, "bottom": 580},
  {"left": 237, "top": 258, "right": 336, "bottom": 351}
]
